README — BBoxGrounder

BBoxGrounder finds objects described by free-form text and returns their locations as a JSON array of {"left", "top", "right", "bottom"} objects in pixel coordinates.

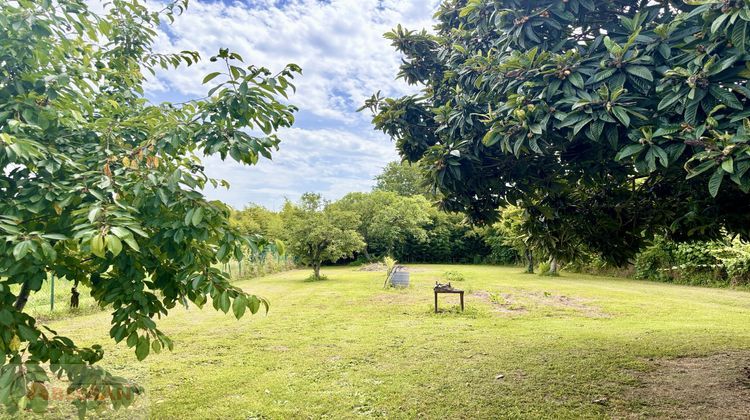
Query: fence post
[{"left": 50, "top": 275, "right": 55, "bottom": 312}]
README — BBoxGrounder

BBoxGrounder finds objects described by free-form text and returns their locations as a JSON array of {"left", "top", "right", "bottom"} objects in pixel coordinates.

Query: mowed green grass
[{"left": 44, "top": 265, "right": 750, "bottom": 418}]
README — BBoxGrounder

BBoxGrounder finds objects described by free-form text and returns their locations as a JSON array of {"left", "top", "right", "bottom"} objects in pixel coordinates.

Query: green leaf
[
  {"left": 625, "top": 65, "right": 653, "bottom": 81},
  {"left": 568, "top": 73, "right": 584, "bottom": 89},
  {"left": 615, "top": 144, "right": 644, "bottom": 160},
  {"left": 202, "top": 72, "right": 222, "bottom": 84},
  {"left": 122, "top": 236, "right": 140, "bottom": 252},
  {"left": 191, "top": 207, "right": 204, "bottom": 226},
  {"left": 87, "top": 207, "right": 101, "bottom": 223},
  {"left": 135, "top": 336, "right": 150, "bottom": 361},
  {"left": 611, "top": 106, "right": 630, "bottom": 127},
  {"left": 652, "top": 145, "right": 669, "bottom": 167},
  {"left": 686, "top": 160, "right": 717, "bottom": 179},
  {"left": 482, "top": 130, "right": 500, "bottom": 147},
  {"left": 232, "top": 295, "right": 247, "bottom": 319},
  {"left": 711, "top": 12, "right": 729, "bottom": 34},
  {"left": 709, "top": 85, "right": 743, "bottom": 110},
  {"left": 733, "top": 21, "right": 747, "bottom": 52},
  {"left": 110, "top": 226, "right": 131, "bottom": 239},
  {"left": 106, "top": 235, "right": 123, "bottom": 256},
  {"left": 658, "top": 90, "right": 683, "bottom": 111},
  {"left": 12, "top": 240, "right": 33, "bottom": 261},
  {"left": 219, "top": 291, "right": 230, "bottom": 314},
  {"left": 90, "top": 235, "right": 105, "bottom": 258},
  {"left": 589, "top": 68, "right": 616, "bottom": 84},
  {"left": 41, "top": 233, "right": 68, "bottom": 240},
  {"left": 722, "top": 157, "right": 734, "bottom": 173},
  {"left": 708, "top": 168, "right": 724, "bottom": 197},
  {"left": 248, "top": 296, "right": 261, "bottom": 314}
]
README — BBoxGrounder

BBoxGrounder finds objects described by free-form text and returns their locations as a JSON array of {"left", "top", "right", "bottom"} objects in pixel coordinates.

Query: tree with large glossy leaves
[{"left": 364, "top": 0, "right": 750, "bottom": 265}]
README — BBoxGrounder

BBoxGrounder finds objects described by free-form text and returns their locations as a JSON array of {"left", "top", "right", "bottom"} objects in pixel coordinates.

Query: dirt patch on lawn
[
  {"left": 472, "top": 291, "right": 528, "bottom": 314},
  {"left": 619, "top": 351, "right": 750, "bottom": 419},
  {"left": 473, "top": 290, "right": 608, "bottom": 318},
  {"left": 357, "top": 264, "right": 428, "bottom": 273},
  {"left": 357, "top": 263, "right": 387, "bottom": 272}
]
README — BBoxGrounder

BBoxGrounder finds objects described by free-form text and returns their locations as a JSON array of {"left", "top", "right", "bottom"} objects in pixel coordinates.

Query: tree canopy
[
  {"left": 334, "top": 191, "right": 431, "bottom": 257},
  {"left": 364, "top": 0, "right": 750, "bottom": 264},
  {"left": 373, "top": 161, "right": 429, "bottom": 197},
  {"left": 0, "top": 0, "right": 298, "bottom": 414}
]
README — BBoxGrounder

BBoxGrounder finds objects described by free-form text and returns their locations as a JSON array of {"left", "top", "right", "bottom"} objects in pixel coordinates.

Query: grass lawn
[{"left": 32, "top": 265, "right": 750, "bottom": 418}]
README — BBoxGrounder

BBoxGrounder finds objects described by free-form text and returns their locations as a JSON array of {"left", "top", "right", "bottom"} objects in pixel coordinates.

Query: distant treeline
[{"left": 229, "top": 162, "right": 519, "bottom": 266}]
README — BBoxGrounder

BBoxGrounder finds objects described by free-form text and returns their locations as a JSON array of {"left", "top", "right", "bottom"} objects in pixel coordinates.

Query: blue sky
[{"left": 143, "top": 0, "right": 441, "bottom": 209}]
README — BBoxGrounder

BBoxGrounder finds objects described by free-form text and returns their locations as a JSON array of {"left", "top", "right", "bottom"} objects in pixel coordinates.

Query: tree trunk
[
  {"left": 548, "top": 256, "right": 559, "bottom": 274},
  {"left": 363, "top": 247, "right": 371, "bottom": 261},
  {"left": 525, "top": 249, "right": 534, "bottom": 274},
  {"left": 14, "top": 280, "right": 31, "bottom": 311},
  {"left": 313, "top": 263, "right": 321, "bottom": 280}
]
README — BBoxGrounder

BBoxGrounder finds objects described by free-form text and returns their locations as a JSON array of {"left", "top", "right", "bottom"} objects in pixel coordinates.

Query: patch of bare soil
[
  {"left": 472, "top": 291, "right": 528, "bottom": 314},
  {"left": 527, "top": 291, "right": 610, "bottom": 318},
  {"left": 357, "top": 263, "right": 387, "bottom": 272},
  {"left": 619, "top": 352, "right": 750, "bottom": 419},
  {"left": 472, "top": 290, "right": 608, "bottom": 317}
]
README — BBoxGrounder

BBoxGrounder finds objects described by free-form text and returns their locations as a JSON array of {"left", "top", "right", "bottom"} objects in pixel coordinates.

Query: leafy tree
[
  {"left": 231, "top": 204, "right": 284, "bottom": 239},
  {"left": 282, "top": 194, "right": 364, "bottom": 280},
  {"left": 334, "top": 191, "right": 430, "bottom": 258},
  {"left": 373, "top": 161, "right": 429, "bottom": 197},
  {"left": 0, "top": 0, "right": 299, "bottom": 415},
  {"left": 364, "top": 0, "right": 750, "bottom": 265}
]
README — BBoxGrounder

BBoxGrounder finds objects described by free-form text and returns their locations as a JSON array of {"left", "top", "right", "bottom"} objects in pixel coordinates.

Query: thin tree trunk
[
  {"left": 525, "top": 249, "right": 534, "bottom": 274},
  {"left": 14, "top": 280, "right": 31, "bottom": 311},
  {"left": 549, "top": 256, "right": 559, "bottom": 274}
]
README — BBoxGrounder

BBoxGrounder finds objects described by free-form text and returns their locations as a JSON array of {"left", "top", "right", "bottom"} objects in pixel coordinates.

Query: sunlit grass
[{"left": 32, "top": 265, "right": 750, "bottom": 418}]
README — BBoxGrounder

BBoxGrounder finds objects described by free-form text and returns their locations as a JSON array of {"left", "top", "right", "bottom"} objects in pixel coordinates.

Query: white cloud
[
  {"left": 149, "top": 0, "right": 439, "bottom": 123},
  {"left": 140, "top": 0, "right": 440, "bottom": 208},
  {"left": 202, "top": 127, "right": 400, "bottom": 209}
]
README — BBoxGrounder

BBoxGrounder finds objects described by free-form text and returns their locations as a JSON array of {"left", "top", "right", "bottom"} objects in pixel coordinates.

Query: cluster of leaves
[
  {"left": 364, "top": 0, "right": 750, "bottom": 265},
  {"left": 1, "top": 0, "right": 299, "bottom": 415}
]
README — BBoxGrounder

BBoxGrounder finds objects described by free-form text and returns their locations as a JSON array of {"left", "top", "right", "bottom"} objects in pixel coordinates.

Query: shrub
[
  {"left": 634, "top": 236, "right": 677, "bottom": 282},
  {"left": 443, "top": 270, "right": 466, "bottom": 282},
  {"left": 710, "top": 241, "right": 750, "bottom": 286}
]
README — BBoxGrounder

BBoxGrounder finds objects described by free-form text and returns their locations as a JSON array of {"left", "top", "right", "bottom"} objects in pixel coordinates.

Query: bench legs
[{"left": 434, "top": 291, "right": 465, "bottom": 313}]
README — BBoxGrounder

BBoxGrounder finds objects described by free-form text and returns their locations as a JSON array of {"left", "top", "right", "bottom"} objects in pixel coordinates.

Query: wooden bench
[{"left": 433, "top": 282, "right": 464, "bottom": 313}]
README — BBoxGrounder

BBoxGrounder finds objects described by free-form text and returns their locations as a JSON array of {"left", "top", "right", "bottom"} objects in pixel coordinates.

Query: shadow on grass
[{"left": 427, "top": 305, "right": 483, "bottom": 318}]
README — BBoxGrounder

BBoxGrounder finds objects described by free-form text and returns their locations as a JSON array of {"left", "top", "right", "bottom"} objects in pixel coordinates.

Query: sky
[{"left": 143, "top": 0, "right": 442, "bottom": 209}]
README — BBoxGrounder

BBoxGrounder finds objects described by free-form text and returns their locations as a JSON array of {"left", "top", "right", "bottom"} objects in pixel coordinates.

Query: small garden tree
[
  {"left": 282, "top": 194, "right": 365, "bottom": 280},
  {"left": 0, "top": 0, "right": 299, "bottom": 414},
  {"left": 364, "top": 0, "right": 750, "bottom": 265}
]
